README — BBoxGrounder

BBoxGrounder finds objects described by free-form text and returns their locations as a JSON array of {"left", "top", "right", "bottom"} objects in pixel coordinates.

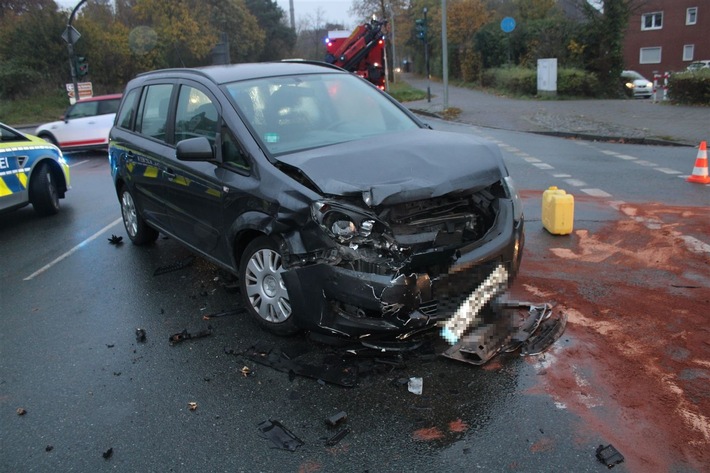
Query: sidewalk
[{"left": 401, "top": 74, "right": 709, "bottom": 146}]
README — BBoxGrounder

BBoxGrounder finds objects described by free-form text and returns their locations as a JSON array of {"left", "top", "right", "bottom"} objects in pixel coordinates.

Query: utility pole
[
  {"left": 289, "top": 0, "right": 295, "bottom": 30},
  {"left": 387, "top": 3, "right": 397, "bottom": 84}
]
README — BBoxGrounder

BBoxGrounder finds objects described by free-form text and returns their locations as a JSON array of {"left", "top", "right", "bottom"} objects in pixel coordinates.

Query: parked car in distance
[
  {"left": 109, "top": 62, "right": 524, "bottom": 342},
  {"left": 687, "top": 60, "right": 710, "bottom": 72},
  {"left": 36, "top": 94, "right": 121, "bottom": 151},
  {"left": 0, "top": 122, "right": 70, "bottom": 215},
  {"left": 621, "top": 70, "right": 653, "bottom": 98}
]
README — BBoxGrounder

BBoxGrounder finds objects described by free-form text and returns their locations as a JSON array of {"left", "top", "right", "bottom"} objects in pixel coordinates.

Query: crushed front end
[{"left": 280, "top": 177, "right": 524, "bottom": 339}]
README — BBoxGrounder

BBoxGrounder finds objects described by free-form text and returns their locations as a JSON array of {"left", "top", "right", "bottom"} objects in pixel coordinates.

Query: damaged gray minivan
[{"left": 109, "top": 62, "right": 524, "bottom": 341}]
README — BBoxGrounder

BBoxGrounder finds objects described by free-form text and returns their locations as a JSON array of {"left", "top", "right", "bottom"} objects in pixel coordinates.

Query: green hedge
[
  {"left": 481, "top": 67, "right": 598, "bottom": 97},
  {"left": 668, "top": 70, "right": 710, "bottom": 105},
  {"left": 0, "top": 60, "right": 44, "bottom": 99}
]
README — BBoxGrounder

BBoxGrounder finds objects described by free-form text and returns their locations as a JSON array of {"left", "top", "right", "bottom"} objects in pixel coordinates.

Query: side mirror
[{"left": 176, "top": 136, "right": 214, "bottom": 161}]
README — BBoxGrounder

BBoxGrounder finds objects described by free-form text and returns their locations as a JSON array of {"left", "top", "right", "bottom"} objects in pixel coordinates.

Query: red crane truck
[{"left": 325, "top": 19, "right": 387, "bottom": 90}]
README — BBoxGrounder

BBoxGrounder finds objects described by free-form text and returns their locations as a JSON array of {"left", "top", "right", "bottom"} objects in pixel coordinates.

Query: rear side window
[
  {"left": 116, "top": 89, "right": 140, "bottom": 130},
  {"left": 98, "top": 99, "right": 121, "bottom": 115},
  {"left": 136, "top": 84, "right": 173, "bottom": 142}
]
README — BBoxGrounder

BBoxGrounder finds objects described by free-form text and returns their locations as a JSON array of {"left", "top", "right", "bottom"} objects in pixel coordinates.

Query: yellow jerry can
[{"left": 542, "top": 186, "right": 574, "bottom": 235}]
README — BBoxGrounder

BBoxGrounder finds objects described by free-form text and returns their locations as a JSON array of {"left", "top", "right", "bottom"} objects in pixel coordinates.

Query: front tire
[
  {"left": 239, "top": 236, "right": 299, "bottom": 336},
  {"left": 119, "top": 186, "right": 158, "bottom": 245},
  {"left": 38, "top": 133, "right": 58, "bottom": 148},
  {"left": 30, "top": 162, "right": 60, "bottom": 216}
]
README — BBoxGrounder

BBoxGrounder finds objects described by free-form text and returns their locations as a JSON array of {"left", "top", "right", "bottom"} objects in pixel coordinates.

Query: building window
[
  {"left": 686, "top": 7, "right": 697, "bottom": 25},
  {"left": 640, "top": 47, "right": 662, "bottom": 64},
  {"left": 641, "top": 12, "right": 663, "bottom": 30},
  {"left": 683, "top": 45, "right": 694, "bottom": 61}
]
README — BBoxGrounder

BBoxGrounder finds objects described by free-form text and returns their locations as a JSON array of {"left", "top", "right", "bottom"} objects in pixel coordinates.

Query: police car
[{"left": 0, "top": 122, "right": 70, "bottom": 215}]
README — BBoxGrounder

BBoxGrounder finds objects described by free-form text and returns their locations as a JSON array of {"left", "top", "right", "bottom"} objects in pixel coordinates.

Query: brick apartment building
[{"left": 623, "top": 0, "right": 709, "bottom": 78}]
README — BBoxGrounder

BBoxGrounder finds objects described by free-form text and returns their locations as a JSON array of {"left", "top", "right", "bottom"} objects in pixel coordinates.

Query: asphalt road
[{"left": 1, "top": 122, "right": 708, "bottom": 472}]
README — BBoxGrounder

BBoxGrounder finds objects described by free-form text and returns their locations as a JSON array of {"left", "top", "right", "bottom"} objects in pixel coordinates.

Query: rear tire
[
  {"left": 119, "top": 186, "right": 158, "bottom": 245},
  {"left": 30, "top": 162, "right": 60, "bottom": 216},
  {"left": 239, "top": 236, "right": 299, "bottom": 336}
]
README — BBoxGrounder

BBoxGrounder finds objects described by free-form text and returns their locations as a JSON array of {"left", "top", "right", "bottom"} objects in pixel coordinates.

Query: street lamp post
[{"left": 64, "top": 0, "right": 88, "bottom": 103}]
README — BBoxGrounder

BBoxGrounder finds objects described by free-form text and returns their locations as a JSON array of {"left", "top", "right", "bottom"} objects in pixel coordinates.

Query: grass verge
[{"left": 1, "top": 91, "right": 70, "bottom": 126}]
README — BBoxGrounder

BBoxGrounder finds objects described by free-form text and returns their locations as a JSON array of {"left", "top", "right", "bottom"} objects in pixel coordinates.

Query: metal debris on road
[
  {"left": 107, "top": 234, "right": 123, "bottom": 245},
  {"left": 188, "top": 402, "right": 198, "bottom": 411},
  {"left": 135, "top": 328, "right": 146, "bottom": 343},
  {"left": 169, "top": 328, "right": 212, "bottom": 345},
  {"left": 326, "top": 411, "right": 347, "bottom": 427},
  {"left": 258, "top": 420, "right": 303, "bottom": 451},
  {"left": 325, "top": 428, "right": 350, "bottom": 446},
  {"left": 240, "top": 366, "right": 252, "bottom": 377},
  {"left": 16, "top": 407, "right": 26, "bottom": 416},
  {"left": 443, "top": 301, "right": 567, "bottom": 365},
  {"left": 153, "top": 256, "right": 195, "bottom": 276},
  {"left": 596, "top": 444, "right": 624, "bottom": 468}
]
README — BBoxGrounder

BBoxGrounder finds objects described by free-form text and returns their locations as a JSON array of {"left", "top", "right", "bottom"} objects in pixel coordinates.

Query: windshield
[
  {"left": 224, "top": 73, "right": 419, "bottom": 155},
  {"left": 623, "top": 71, "right": 646, "bottom": 81}
]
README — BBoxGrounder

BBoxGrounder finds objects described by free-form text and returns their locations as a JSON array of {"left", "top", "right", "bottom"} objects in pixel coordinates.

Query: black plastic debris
[
  {"left": 135, "top": 328, "right": 146, "bottom": 343},
  {"left": 326, "top": 411, "right": 347, "bottom": 427},
  {"left": 325, "top": 428, "right": 350, "bottom": 446},
  {"left": 596, "top": 444, "right": 624, "bottom": 468},
  {"left": 521, "top": 313, "right": 568, "bottom": 356},
  {"left": 102, "top": 448, "right": 113, "bottom": 460},
  {"left": 169, "top": 328, "right": 212, "bottom": 345},
  {"left": 242, "top": 343, "right": 358, "bottom": 387},
  {"left": 153, "top": 256, "right": 195, "bottom": 276},
  {"left": 258, "top": 420, "right": 303, "bottom": 451},
  {"left": 45, "top": 445, "right": 53, "bottom": 452},
  {"left": 201, "top": 308, "right": 244, "bottom": 320},
  {"left": 107, "top": 234, "right": 123, "bottom": 245}
]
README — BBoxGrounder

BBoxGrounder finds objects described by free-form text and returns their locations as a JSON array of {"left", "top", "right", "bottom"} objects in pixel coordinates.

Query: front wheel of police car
[
  {"left": 119, "top": 187, "right": 159, "bottom": 245},
  {"left": 30, "top": 162, "right": 60, "bottom": 215},
  {"left": 239, "top": 236, "right": 299, "bottom": 336}
]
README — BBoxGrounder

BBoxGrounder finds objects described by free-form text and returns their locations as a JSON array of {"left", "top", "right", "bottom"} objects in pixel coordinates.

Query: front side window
[
  {"left": 98, "top": 99, "right": 121, "bottom": 115},
  {"left": 66, "top": 101, "right": 98, "bottom": 119},
  {"left": 136, "top": 84, "right": 173, "bottom": 141},
  {"left": 174, "top": 86, "right": 218, "bottom": 144},
  {"left": 686, "top": 7, "right": 697, "bottom": 25},
  {"left": 224, "top": 73, "right": 418, "bottom": 156},
  {"left": 640, "top": 47, "right": 662, "bottom": 64},
  {"left": 642, "top": 12, "right": 663, "bottom": 30}
]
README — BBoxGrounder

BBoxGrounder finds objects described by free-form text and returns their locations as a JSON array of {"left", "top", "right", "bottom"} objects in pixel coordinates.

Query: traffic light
[
  {"left": 415, "top": 18, "right": 427, "bottom": 41},
  {"left": 76, "top": 56, "right": 89, "bottom": 77}
]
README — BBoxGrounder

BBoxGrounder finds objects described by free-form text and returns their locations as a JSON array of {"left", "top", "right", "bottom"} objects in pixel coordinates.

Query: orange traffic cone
[{"left": 687, "top": 141, "right": 710, "bottom": 184}]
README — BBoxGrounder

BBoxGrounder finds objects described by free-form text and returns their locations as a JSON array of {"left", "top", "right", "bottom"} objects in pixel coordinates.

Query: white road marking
[
  {"left": 24, "top": 218, "right": 122, "bottom": 281},
  {"left": 565, "top": 179, "right": 587, "bottom": 187},
  {"left": 600, "top": 150, "right": 618, "bottom": 156},
  {"left": 616, "top": 154, "right": 638, "bottom": 160},
  {"left": 533, "top": 163, "right": 554, "bottom": 169},
  {"left": 68, "top": 160, "right": 89, "bottom": 168},
  {"left": 635, "top": 160, "right": 658, "bottom": 167},
  {"left": 553, "top": 173, "right": 572, "bottom": 178},
  {"left": 523, "top": 157, "right": 542, "bottom": 163},
  {"left": 655, "top": 168, "right": 682, "bottom": 175},
  {"left": 581, "top": 188, "right": 612, "bottom": 197}
]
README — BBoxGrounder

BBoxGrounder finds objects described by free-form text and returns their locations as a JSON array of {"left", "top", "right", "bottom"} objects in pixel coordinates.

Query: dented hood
[{"left": 276, "top": 129, "right": 506, "bottom": 206}]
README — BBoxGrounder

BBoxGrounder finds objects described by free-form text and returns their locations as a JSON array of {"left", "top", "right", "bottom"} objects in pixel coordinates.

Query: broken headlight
[{"left": 312, "top": 201, "right": 382, "bottom": 243}]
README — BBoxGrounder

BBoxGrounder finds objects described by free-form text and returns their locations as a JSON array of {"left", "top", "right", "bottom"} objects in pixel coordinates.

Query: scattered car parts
[
  {"left": 596, "top": 444, "right": 624, "bottom": 468},
  {"left": 258, "top": 420, "right": 303, "bottom": 451}
]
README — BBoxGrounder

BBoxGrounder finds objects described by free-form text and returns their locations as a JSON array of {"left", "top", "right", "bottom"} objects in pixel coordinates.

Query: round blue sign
[{"left": 501, "top": 17, "right": 516, "bottom": 33}]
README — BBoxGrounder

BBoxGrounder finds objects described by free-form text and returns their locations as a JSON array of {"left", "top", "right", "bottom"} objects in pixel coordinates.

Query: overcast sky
[{"left": 56, "top": 0, "right": 359, "bottom": 29}]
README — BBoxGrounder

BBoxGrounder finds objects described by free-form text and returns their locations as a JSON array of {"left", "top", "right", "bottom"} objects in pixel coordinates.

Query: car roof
[
  {"left": 76, "top": 93, "right": 122, "bottom": 103},
  {"left": 134, "top": 61, "right": 345, "bottom": 85}
]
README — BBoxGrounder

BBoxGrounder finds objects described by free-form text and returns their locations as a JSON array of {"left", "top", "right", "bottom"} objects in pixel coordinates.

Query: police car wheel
[
  {"left": 119, "top": 187, "right": 158, "bottom": 245},
  {"left": 30, "top": 162, "right": 60, "bottom": 216},
  {"left": 239, "top": 236, "right": 299, "bottom": 336}
]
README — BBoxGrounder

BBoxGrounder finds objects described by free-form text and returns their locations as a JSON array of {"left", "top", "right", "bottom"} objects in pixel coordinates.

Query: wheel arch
[{"left": 29, "top": 158, "right": 67, "bottom": 200}]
